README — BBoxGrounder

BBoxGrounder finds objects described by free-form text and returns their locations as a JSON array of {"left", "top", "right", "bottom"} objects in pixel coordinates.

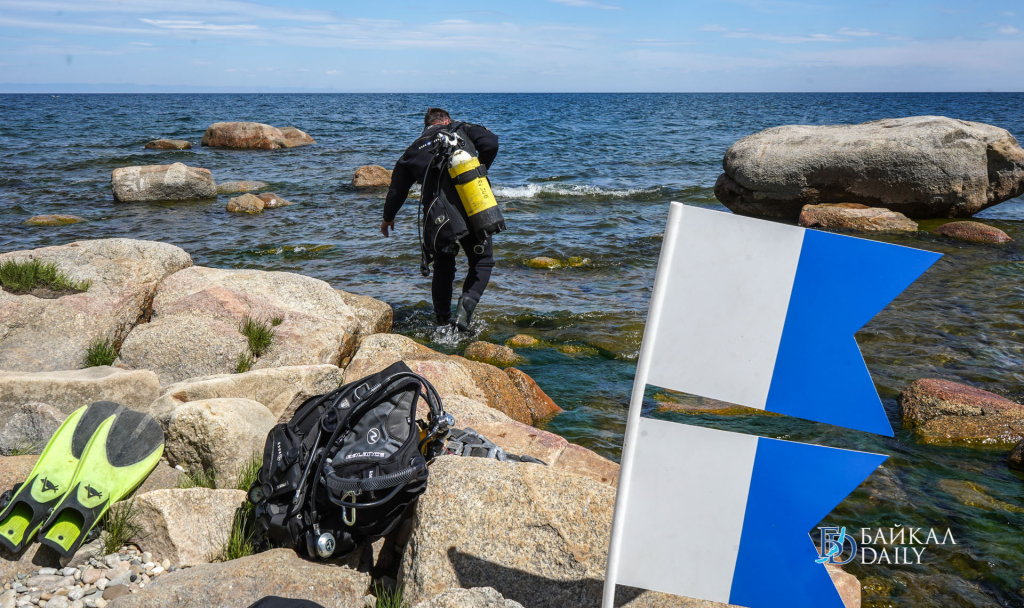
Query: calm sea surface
[{"left": 1, "top": 93, "right": 1023, "bottom": 606}]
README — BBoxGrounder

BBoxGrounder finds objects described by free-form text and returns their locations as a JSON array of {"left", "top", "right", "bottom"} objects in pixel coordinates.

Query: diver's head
[{"left": 425, "top": 108, "right": 451, "bottom": 127}]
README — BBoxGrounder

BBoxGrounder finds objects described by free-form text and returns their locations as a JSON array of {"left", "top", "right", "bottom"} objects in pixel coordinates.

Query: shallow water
[{"left": 1, "top": 93, "right": 1023, "bottom": 606}]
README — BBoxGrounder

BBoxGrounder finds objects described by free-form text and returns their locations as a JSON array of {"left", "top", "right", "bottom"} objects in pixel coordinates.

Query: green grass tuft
[
  {"left": 235, "top": 352, "right": 254, "bottom": 374},
  {"left": 99, "top": 497, "right": 145, "bottom": 555},
  {"left": 5, "top": 440, "right": 41, "bottom": 456},
  {"left": 373, "top": 582, "right": 406, "bottom": 608},
  {"left": 238, "top": 314, "right": 275, "bottom": 357},
  {"left": 235, "top": 452, "right": 262, "bottom": 492},
  {"left": 84, "top": 338, "right": 118, "bottom": 367},
  {"left": 220, "top": 503, "right": 258, "bottom": 561},
  {"left": 271, "top": 316, "right": 283, "bottom": 326},
  {"left": 176, "top": 466, "right": 217, "bottom": 489},
  {"left": 0, "top": 258, "right": 91, "bottom": 293}
]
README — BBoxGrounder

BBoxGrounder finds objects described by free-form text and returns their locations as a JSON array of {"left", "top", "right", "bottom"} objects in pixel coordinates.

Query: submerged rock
[
  {"left": 715, "top": 116, "right": 1024, "bottom": 220},
  {"left": 505, "top": 334, "right": 539, "bottom": 348},
  {"left": 934, "top": 221, "right": 1012, "bottom": 244},
  {"left": 353, "top": 165, "right": 393, "bottom": 188},
  {"left": 111, "top": 163, "right": 216, "bottom": 202},
  {"left": 525, "top": 256, "right": 561, "bottom": 269},
  {"left": 118, "top": 266, "right": 361, "bottom": 384},
  {"left": 216, "top": 180, "right": 269, "bottom": 195},
  {"left": 798, "top": 203, "right": 918, "bottom": 232},
  {"left": 201, "top": 122, "right": 315, "bottom": 149},
  {"left": 108, "top": 549, "right": 368, "bottom": 607},
  {"left": 144, "top": 139, "right": 191, "bottom": 150},
  {"left": 0, "top": 403, "right": 65, "bottom": 455},
  {"left": 23, "top": 215, "right": 84, "bottom": 226},
  {"left": 0, "top": 239, "right": 192, "bottom": 373},
  {"left": 0, "top": 367, "right": 160, "bottom": 414},
  {"left": 133, "top": 488, "right": 246, "bottom": 566},
  {"left": 163, "top": 397, "right": 275, "bottom": 485},
  {"left": 225, "top": 193, "right": 264, "bottom": 214},
  {"left": 256, "top": 192, "right": 293, "bottom": 208},
  {"left": 150, "top": 364, "right": 342, "bottom": 422},
  {"left": 899, "top": 378, "right": 1024, "bottom": 444},
  {"left": 463, "top": 341, "right": 519, "bottom": 366},
  {"left": 1009, "top": 440, "right": 1024, "bottom": 472}
]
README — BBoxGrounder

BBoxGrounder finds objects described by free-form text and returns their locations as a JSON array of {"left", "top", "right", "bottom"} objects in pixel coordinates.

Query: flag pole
[{"left": 602, "top": 201, "right": 686, "bottom": 608}]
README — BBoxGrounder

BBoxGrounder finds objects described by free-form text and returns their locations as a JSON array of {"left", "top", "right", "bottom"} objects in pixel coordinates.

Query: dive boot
[
  {"left": 436, "top": 309, "right": 452, "bottom": 327},
  {"left": 0, "top": 401, "right": 122, "bottom": 553},
  {"left": 454, "top": 294, "right": 477, "bottom": 332},
  {"left": 39, "top": 404, "right": 163, "bottom": 557}
]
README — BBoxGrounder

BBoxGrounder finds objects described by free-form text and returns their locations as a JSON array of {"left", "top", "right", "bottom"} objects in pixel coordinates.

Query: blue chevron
[
  {"left": 729, "top": 436, "right": 888, "bottom": 608},
  {"left": 764, "top": 230, "right": 942, "bottom": 435}
]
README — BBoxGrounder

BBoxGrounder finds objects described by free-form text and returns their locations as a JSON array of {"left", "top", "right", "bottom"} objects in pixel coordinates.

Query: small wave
[{"left": 493, "top": 183, "right": 659, "bottom": 199}]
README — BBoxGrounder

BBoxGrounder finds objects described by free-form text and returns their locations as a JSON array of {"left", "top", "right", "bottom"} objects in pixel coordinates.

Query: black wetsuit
[{"left": 384, "top": 122, "right": 499, "bottom": 319}]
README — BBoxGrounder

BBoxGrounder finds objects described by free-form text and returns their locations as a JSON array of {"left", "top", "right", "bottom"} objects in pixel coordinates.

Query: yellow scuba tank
[{"left": 447, "top": 149, "right": 505, "bottom": 238}]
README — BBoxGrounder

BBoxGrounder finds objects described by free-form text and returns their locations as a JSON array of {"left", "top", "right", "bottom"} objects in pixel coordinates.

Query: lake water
[{"left": 1, "top": 92, "right": 1023, "bottom": 606}]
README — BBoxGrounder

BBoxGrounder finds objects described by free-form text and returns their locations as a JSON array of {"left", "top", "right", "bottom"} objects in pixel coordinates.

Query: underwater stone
[
  {"left": 352, "top": 165, "right": 393, "bottom": 188},
  {"left": 899, "top": 378, "right": 1024, "bottom": 444},
  {"left": 934, "top": 221, "right": 1012, "bottom": 244}
]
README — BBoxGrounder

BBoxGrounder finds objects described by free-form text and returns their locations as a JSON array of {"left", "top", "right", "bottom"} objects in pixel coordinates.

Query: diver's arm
[
  {"left": 383, "top": 157, "right": 416, "bottom": 224},
  {"left": 467, "top": 124, "right": 499, "bottom": 168}
]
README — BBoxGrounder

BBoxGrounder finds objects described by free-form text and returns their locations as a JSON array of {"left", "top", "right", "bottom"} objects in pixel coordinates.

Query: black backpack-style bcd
[{"left": 248, "top": 361, "right": 452, "bottom": 560}]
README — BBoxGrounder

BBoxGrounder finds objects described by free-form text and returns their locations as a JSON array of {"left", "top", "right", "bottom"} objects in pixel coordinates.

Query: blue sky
[{"left": 0, "top": 0, "right": 1021, "bottom": 92}]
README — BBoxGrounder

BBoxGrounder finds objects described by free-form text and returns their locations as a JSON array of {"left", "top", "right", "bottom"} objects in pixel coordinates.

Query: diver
[{"left": 381, "top": 108, "right": 502, "bottom": 331}]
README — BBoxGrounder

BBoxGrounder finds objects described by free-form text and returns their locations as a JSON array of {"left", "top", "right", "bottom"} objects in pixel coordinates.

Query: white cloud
[
  {"left": 547, "top": 0, "right": 622, "bottom": 10},
  {"left": 702, "top": 25, "right": 844, "bottom": 43},
  {"left": 139, "top": 18, "right": 258, "bottom": 31},
  {"left": 325, "top": 69, "right": 338, "bottom": 74},
  {"left": 836, "top": 27, "right": 879, "bottom": 37},
  {"left": 998, "top": 26, "right": 1021, "bottom": 35},
  {"left": 635, "top": 38, "right": 698, "bottom": 46}
]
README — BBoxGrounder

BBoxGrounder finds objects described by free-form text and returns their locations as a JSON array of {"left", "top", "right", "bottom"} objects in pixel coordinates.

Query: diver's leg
[
  {"left": 432, "top": 247, "right": 458, "bottom": 324},
  {"left": 455, "top": 235, "right": 494, "bottom": 330}
]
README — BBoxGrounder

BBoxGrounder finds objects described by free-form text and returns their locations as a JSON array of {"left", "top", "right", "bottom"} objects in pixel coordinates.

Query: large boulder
[
  {"left": 400, "top": 457, "right": 695, "bottom": 607},
  {"left": 133, "top": 488, "right": 246, "bottom": 566},
  {"left": 335, "top": 289, "right": 393, "bottom": 338},
  {"left": 504, "top": 367, "right": 563, "bottom": 421},
  {"left": 0, "top": 403, "right": 65, "bottom": 455},
  {"left": 412, "top": 587, "right": 525, "bottom": 608},
  {"left": 0, "top": 367, "right": 160, "bottom": 414},
  {"left": 111, "top": 163, "right": 216, "bottom": 202},
  {"left": 201, "top": 122, "right": 315, "bottom": 149},
  {"left": 899, "top": 378, "right": 1024, "bottom": 444},
  {"left": 1, "top": 454, "right": 179, "bottom": 496},
  {"left": 352, "top": 165, "right": 393, "bottom": 188},
  {"left": 715, "top": 116, "right": 1024, "bottom": 220},
  {"left": 150, "top": 364, "right": 342, "bottom": 422},
  {"left": 163, "top": 398, "right": 275, "bottom": 486},
  {"left": 119, "top": 266, "right": 361, "bottom": 384},
  {"left": 0, "top": 239, "right": 193, "bottom": 372},
  {"left": 107, "top": 549, "right": 369, "bottom": 607},
  {"left": 934, "top": 221, "right": 1012, "bottom": 244},
  {"left": 797, "top": 203, "right": 918, "bottom": 232}
]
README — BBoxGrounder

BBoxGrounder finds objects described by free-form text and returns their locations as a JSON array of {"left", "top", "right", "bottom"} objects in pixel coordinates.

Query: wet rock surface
[
  {"left": 798, "top": 203, "right": 918, "bottom": 232},
  {"left": 352, "top": 165, "right": 393, "bottom": 187},
  {"left": 201, "top": 122, "right": 315, "bottom": 149},
  {"left": 899, "top": 378, "right": 1024, "bottom": 444},
  {"left": 933, "top": 221, "right": 1012, "bottom": 243},
  {"left": 144, "top": 140, "right": 191, "bottom": 150}
]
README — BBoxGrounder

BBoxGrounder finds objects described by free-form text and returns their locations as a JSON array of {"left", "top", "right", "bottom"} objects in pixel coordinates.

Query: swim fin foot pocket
[
  {"left": 0, "top": 401, "right": 122, "bottom": 554},
  {"left": 39, "top": 406, "right": 163, "bottom": 557}
]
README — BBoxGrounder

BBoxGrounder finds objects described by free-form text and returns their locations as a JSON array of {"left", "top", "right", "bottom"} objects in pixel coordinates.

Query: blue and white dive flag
[
  {"left": 602, "top": 203, "right": 939, "bottom": 608},
  {"left": 613, "top": 420, "right": 886, "bottom": 607},
  {"left": 641, "top": 204, "right": 939, "bottom": 436}
]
